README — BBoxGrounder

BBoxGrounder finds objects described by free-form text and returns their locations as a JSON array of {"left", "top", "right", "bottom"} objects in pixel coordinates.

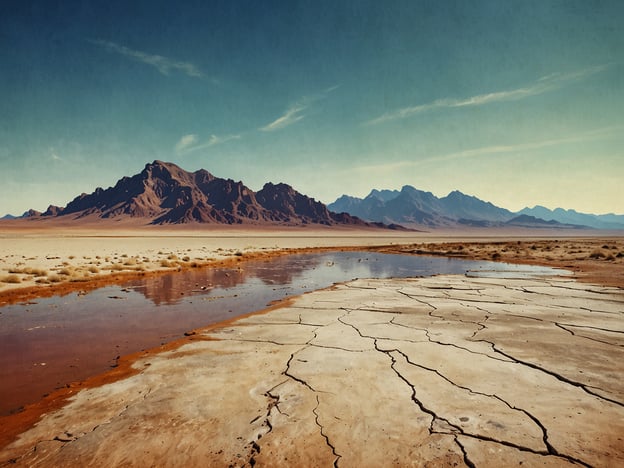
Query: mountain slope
[
  {"left": 440, "top": 190, "right": 514, "bottom": 222},
  {"left": 519, "top": 206, "right": 624, "bottom": 230},
  {"left": 24, "top": 161, "right": 377, "bottom": 227},
  {"left": 504, "top": 215, "right": 585, "bottom": 229}
]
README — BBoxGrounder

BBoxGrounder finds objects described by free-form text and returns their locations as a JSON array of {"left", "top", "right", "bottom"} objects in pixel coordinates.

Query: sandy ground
[
  {"left": 1, "top": 226, "right": 623, "bottom": 466},
  {"left": 2, "top": 225, "right": 623, "bottom": 303}
]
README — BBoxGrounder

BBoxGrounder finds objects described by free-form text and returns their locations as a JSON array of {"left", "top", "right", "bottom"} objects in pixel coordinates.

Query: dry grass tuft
[
  {"left": 8, "top": 267, "right": 47, "bottom": 276},
  {"left": 0, "top": 274, "right": 21, "bottom": 284},
  {"left": 589, "top": 250, "right": 606, "bottom": 260}
]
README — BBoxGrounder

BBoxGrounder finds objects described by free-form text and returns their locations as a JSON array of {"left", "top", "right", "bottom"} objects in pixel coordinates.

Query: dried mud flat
[{"left": 1, "top": 231, "right": 623, "bottom": 467}]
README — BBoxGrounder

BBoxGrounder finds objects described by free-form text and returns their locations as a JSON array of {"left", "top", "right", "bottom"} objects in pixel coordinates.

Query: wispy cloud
[
  {"left": 367, "top": 64, "right": 610, "bottom": 125},
  {"left": 175, "top": 134, "right": 199, "bottom": 153},
  {"left": 430, "top": 125, "right": 620, "bottom": 164},
  {"left": 260, "top": 104, "right": 307, "bottom": 132},
  {"left": 89, "top": 39, "right": 203, "bottom": 78},
  {"left": 260, "top": 85, "right": 340, "bottom": 132},
  {"left": 49, "top": 150, "right": 62, "bottom": 162},
  {"left": 175, "top": 133, "right": 240, "bottom": 155},
  {"left": 352, "top": 126, "right": 621, "bottom": 173}
]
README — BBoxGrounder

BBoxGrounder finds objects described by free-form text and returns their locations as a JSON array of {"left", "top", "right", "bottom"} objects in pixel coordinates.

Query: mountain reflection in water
[
  {"left": 125, "top": 254, "right": 325, "bottom": 306},
  {"left": 125, "top": 251, "right": 504, "bottom": 306}
]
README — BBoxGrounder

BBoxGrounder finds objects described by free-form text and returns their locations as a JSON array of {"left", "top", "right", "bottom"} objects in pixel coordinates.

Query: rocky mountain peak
[{"left": 20, "top": 161, "right": 378, "bottom": 227}]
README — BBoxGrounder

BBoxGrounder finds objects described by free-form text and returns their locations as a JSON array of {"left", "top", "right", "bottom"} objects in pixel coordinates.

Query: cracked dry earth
[{"left": 2, "top": 274, "right": 624, "bottom": 467}]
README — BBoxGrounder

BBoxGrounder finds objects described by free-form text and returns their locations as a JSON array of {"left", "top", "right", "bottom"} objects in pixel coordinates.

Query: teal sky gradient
[{"left": 1, "top": 1, "right": 623, "bottom": 215}]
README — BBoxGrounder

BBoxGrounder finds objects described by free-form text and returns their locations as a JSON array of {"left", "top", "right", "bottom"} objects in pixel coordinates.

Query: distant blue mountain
[
  {"left": 504, "top": 214, "right": 585, "bottom": 229},
  {"left": 518, "top": 206, "right": 624, "bottom": 230},
  {"left": 1, "top": 214, "right": 17, "bottom": 220},
  {"left": 329, "top": 187, "right": 624, "bottom": 229},
  {"left": 328, "top": 186, "right": 515, "bottom": 227}
]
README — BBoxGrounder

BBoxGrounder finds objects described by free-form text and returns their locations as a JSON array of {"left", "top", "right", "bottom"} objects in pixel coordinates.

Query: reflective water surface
[{"left": 0, "top": 251, "right": 562, "bottom": 415}]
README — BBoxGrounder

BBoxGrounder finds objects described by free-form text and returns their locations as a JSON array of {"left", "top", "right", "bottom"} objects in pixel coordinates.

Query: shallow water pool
[{"left": 0, "top": 251, "right": 563, "bottom": 415}]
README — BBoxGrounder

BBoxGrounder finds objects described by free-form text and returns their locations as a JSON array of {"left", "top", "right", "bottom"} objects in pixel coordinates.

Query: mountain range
[
  {"left": 517, "top": 206, "right": 624, "bottom": 230},
  {"left": 328, "top": 186, "right": 624, "bottom": 230},
  {"left": 11, "top": 161, "right": 396, "bottom": 228},
  {"left": 3, "top": 161, "right": 622, "bottom": 230}
]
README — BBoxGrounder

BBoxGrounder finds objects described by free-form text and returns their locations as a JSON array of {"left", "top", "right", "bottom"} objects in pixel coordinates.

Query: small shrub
[
  {"left": 0, "top": 274, "right": 21, "bottom": 284},
  {"left": 58, "top": 268, "right": 73, "bottom": 276},
  {"left": 88, "top": 266, "right": 100, "bottom": 274},
  {"left": 589, "top": 250, "right": 606, "bottom": 260},
  {"left": 8, "top": 267, "right": 47, "bottom": 276},
  {"left": 491, "top": 252, "right": 501, "bottom": 260},
  {"left": 48, "top": 275, "right": 63, "bottom": 283},
  {"left": 160, "top": 259, "right": 174, "bottom": 267}
]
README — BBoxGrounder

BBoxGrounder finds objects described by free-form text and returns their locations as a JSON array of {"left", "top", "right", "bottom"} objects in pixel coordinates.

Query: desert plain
[{"left": 1, "top": 225, "right": 623, "bottom": 467}]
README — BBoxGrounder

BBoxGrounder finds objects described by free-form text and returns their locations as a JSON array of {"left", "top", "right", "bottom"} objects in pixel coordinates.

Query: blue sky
[{"left": 1, "top": 0, "right": 623, "bottom": 216}]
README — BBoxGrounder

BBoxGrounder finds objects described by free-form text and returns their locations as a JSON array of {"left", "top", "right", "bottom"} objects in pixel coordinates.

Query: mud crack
[
  {"left": 476, "top": 338, "right": 624, "bottom": 408},
  {"left": 313, "top": 395, "right": 341, "bottom": 467}
]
